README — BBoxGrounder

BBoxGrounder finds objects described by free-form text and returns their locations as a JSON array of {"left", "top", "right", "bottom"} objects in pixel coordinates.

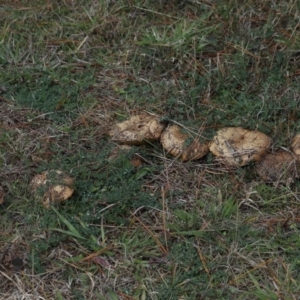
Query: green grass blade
[{"left": 51, "top": 206, "right": 85, "bottom": 239}]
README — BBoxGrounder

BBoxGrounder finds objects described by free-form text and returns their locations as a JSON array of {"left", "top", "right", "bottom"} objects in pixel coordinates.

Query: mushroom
[
  {"left": 209, "top": 127, "right": 271, "bottom": 167},
  {"left": 31, "top": 170, "right": 74, "bottom": 208},
  {"left": 160, "top": 124, "right": 208, "bottom": 161},
  {"left": 109, "top": 114, "right": 165, "bottom": 145},
  {"left": 256, "top": 150, "right": 299, "bottom": 184}
]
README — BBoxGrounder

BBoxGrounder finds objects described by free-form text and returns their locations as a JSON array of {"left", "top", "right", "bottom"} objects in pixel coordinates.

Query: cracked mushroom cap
[
  {"left": 31, "top": 170, "right": 74, "bottom": 208},
  {"left": 256, "top": 150, "right": 299, "bottom": 184},
  {"left": 291, "top": 134, "right": 300, "bottom": 159},
  {"left": 160, "top": 125, "right": 208, "bottom": 161},
  {"left": 109, "top": 114, "right": 165, "bottom": 145},
  {"left": 209, "top": 127, "right": 271, "bottom": 167}
]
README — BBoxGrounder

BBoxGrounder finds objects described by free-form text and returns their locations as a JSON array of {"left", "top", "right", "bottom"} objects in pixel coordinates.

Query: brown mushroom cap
[
  {"left": 160, "top": 125, "right": 208, "bottom": 161},
  {"left": 182, "top": 140, "right": 209, "bottom": 161},
  {"left": 256, "top": 150, "right": 299, "bottom": 184},
  {"left": 109, "top": 114, "right": 165, "bottom": 145},
  {"left": 291, "top": 134, "right": 300, "bottom": 159},
  {"left": 31, "top": 170, "right": 74, "bottom": 208},
  {"left": 209, "top": 127, "right": 271, "bottom": 167},
  {"left": 43, "top": 185, "right": 74, "bottom": 208}
]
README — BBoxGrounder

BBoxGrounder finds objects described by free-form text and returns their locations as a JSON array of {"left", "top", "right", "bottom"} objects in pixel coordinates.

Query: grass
[{"left": 1, "top": 0, "right": 300, "bottom": 299}]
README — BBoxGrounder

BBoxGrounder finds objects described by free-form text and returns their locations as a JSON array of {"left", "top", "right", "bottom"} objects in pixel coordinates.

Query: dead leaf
[{"left": 92, "top": 256, "right": 111, "bottom": 267}]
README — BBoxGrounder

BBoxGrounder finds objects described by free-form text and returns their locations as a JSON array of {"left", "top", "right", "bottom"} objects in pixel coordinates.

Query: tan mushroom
[
  {"left": 291, "top": 134, "right": 300, "bottom": 159},
  {"left": 209, "top": 127, "right": 271, "bottom": 167},
  {"left": 109, "top": 114, "right": 165, "bottom": 145},
  {"left": 160, "top": 124, "right": 208, "bottom": 161},
  {"left": 256, "top": 150, "right": 299, "bottom": 184},
  {"left": 31, "top": 170, "right": 74, "bottom": 208}
]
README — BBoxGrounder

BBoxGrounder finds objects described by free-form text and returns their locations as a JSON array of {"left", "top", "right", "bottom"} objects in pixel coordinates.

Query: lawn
[{"left": 1, "top": 0, "right": 300, "bottom": 299}]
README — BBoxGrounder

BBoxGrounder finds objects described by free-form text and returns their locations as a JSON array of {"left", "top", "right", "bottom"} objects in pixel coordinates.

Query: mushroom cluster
[
  {"left": 24, "top": 113, "right": 300, "bottom": 209},
  {"left": 109, "top": 113, "right": 300, "bottom": 184}
]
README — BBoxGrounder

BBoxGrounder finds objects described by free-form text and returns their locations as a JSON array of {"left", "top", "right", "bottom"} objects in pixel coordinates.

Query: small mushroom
[
  {"left": 160, "top": 125, "right": 208, "bottom": 161},
  {"left": 109, "top": 114, "right": 165, "bottom": 145},
  {"left": 209, "top": 127, "right": 271, "bottom": 167},
  {"left": 256, "top": 150, "right": 299, "bottom": 184},
  {"left": 291, "top": 134, "right": 300, "bottom": 159},
  {"left": 31, "top": 170, "right": 74, "bottom": 208}
]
